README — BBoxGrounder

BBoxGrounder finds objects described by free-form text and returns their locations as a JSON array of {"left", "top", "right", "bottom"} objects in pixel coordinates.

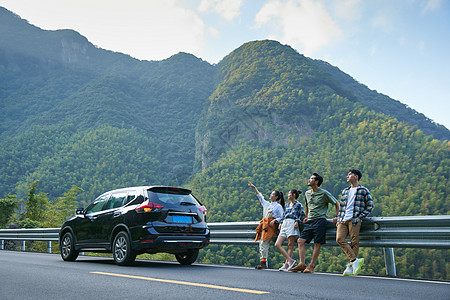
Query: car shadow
[{"left": 73, "top": 255, "right": 204, "bottom": 268}]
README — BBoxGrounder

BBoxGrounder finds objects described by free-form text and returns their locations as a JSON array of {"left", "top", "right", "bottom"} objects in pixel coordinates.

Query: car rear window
[{"left": 147, "top": 188, "right": 199, "bottom": 206}]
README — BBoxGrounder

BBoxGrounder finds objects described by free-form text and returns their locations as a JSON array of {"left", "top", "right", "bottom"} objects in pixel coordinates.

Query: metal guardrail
[
  {"left": 1, "top": 215, "right": 449, "bottom": 277},
  {"left": 208, "top": 215, "right": 450, "bottom": 249},
  {"left": 0, "top": 228, "right": 60, "bottom": 242},
  {"left": 207, "top": 215, "right": 450, "bottom": 277},
  {"left": 0, "top": 228, "right": 59, "bottom": 253}
]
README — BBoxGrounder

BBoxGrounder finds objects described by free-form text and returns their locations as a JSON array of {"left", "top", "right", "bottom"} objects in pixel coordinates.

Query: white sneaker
[
  {"left": 279, "top": 263, "right": 289, "bottom": 271},
  {"left": 343, "top": 263, "right": 353, "bottom": 276},
  {"left": 352, "top": 258, "right": 364, "bottom": 275}
]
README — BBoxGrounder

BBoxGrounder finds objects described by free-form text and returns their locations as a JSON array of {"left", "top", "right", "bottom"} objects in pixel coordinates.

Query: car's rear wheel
[
  {"left": 60, "top": 232, "right": 79, "bottom": 261},
  {"left": 113, "top": 231, "right": 136, "bottom": 266},
  {"left": 175, "top": 249, "right": 199, "bottom": 265}
]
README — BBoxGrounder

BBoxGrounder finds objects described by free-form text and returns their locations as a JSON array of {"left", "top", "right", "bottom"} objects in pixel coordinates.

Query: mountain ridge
[
  {"left": 1, "top": 6, "right": 447, "bottom": 139},
  {"left": 0, "top": 5, "right": 448, "bottom": 199},
  {"left": 312, "top": 59, "right": 449, "bottom": 139}
]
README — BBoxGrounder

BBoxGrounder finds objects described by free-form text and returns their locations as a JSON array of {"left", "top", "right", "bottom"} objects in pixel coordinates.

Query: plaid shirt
[
  {"left": 337, "top": 185, "right": 373, "bottom": 225},
  {"left": 280, "top": 201, "right": 306, "bottom": 224}
]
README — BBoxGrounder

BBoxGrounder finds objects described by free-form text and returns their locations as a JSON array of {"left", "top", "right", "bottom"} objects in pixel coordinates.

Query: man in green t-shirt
[{"left": 289, "top": 173, "right": 339, "bottom": 273}]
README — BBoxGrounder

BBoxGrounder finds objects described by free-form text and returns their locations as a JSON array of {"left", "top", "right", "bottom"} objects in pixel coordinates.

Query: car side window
[
  {"left": 105, "top": 192, "right": 127, "bottom": 210},
  {"left": 124, "top": 193, "right": 136, "bottom": 205},
  {"left": 85, "top": 195, "right": 109, "bottom": 214},
  {"left": 127, "top": 195, "right": 144, "bottom": 206}
]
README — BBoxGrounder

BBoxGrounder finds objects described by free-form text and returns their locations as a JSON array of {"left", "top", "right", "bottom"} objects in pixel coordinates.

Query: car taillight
[
  {"left": 136, "top": 201, "right": 164, "bottom": 213},
  {"left": 140, "top": 239, "right": 154, "bottom": 243},
  {"left": 199, "top": 205, "right": 207, "bottom": 215}
]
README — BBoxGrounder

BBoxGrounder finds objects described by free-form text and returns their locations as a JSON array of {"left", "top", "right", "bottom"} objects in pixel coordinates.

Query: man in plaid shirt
[{"left": 336, "top": 169, "right": 374, "bottom": 276}]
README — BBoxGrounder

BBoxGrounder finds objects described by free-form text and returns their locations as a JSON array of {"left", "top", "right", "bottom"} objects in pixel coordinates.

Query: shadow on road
[{"left": 73, "top": 255, "right": 206, "bottom": 269}]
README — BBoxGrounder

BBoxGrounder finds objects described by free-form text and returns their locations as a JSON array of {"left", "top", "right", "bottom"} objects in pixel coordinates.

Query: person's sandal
[
  {"left": 289, "top": 263, "right": 306, "bottom": 272},
  {"left": 302, "top": 264, "right": 315, "bottom": 273}
]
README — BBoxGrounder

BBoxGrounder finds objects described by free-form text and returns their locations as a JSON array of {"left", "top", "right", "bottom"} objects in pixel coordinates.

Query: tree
[
  {"left": 20, "top": 180, "right": 50, "bottom": 228},
  {"left": 43, "top": 185, "right": 83, "bottom": 228},
  {"left": 0, "top": 194, "right": 18, "bottom": 228}
]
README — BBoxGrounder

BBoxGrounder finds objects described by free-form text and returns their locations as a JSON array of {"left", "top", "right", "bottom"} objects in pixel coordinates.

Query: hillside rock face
[{"left": 60, "top": 38, "right": 89, "bottom": 63}]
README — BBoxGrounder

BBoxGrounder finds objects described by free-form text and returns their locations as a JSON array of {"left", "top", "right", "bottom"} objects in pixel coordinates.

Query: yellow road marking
[{"left": 91, "top": 271, "right": 269, "bottom": 294}]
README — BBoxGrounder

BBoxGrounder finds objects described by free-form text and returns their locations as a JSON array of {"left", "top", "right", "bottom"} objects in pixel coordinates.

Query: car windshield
[{"left": 147, "top": 188, "right": 199, "bottom": 206}]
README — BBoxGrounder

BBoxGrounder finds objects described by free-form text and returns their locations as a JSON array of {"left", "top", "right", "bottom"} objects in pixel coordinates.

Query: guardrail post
[
  {"left": 21, "top": 240, "right": 26, "bottom": 251},
  {"left": 47, "top": 241, "right": 52, "bottom": 254},
  {"left": 383, "top": 247, "right": 396, "bottom": 277}
]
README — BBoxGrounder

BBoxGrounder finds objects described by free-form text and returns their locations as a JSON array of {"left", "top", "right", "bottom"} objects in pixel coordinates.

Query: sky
[{"left": 0, "top": 0, "right": 449, "bottom": 129}]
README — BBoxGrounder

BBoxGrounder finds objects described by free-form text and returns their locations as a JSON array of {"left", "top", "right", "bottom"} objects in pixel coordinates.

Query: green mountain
[
  {"left": 0, "top": 7, "right": 448, "bottom": 280},
  {"left": 190, "top": 40, "right": 449, "bottom": 280},
  {"left": 0, "top": 7, "right": 216, "bottom": 202},
  {"left": 193, "top": 39, "right": 449, "bottom": 219}
]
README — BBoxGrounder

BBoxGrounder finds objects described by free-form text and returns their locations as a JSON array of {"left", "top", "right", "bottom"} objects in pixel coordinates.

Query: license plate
[{"left": 172, "top": 215, "right": 191, "bottom": 223}]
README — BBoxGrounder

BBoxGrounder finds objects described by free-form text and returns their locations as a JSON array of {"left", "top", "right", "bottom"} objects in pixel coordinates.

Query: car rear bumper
[
  {"left": 133, "top": 236, "right": 209, "bottom": 251},
  {"left": 131, "top": 226, "right": 210, "bottom": 253}
]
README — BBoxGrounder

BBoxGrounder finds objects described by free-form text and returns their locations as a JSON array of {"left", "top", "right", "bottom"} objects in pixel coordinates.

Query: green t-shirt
[{"left": 304, "top": 187, "right": 337, "bottom": 220}]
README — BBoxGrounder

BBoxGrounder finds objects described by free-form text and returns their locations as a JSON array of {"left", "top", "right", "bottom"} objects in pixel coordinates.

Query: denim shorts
[{"left": 299, "top": 218, "right": 327, "bottom": 244}]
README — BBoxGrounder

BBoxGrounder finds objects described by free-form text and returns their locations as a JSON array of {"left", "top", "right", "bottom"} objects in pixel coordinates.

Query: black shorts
[{"left": 299, "top": 218, "right": 327, "bottom": 244}]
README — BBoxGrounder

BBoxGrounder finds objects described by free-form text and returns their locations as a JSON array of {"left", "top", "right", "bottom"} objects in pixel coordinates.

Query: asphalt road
[{"left": 1, "top": 251, "right": 449, "bottom": 300}]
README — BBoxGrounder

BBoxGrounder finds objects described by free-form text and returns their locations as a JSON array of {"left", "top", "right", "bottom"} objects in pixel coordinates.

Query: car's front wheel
[
  {"left": 113, "top": 231, "right": 136, "bottom": 266},
  {"left": 60, "top": 232, "right": 79, "bottom": 261},
  {"left": 175, "top": 249, "right": 199, "bottom": 265}
]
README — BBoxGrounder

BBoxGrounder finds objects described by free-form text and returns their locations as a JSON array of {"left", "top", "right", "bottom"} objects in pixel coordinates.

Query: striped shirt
[{"left": 337, "top": 185, "right": 374, "bottom": 225}]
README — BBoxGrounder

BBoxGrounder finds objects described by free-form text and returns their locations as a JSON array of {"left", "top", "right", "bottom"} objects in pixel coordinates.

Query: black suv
[{"left": 59, "top": 186, "right": 209, "bottom": 266}]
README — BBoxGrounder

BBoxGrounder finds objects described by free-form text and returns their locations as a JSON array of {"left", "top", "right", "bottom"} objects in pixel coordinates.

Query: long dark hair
[{"left": 274, "top": 190, "right": 285, "bottom": 210}]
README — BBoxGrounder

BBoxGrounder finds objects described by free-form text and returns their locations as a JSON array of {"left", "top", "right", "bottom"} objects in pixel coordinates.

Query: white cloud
[
  {"left": 85, "top": 1, "right": 206, "bottom": 61},
  {"left": 370, "top": 12, "right": 393, "bottom": 33},
  {"left": 418, "top": 40, "right": 426, "bottom": 51},
  {"left": 208, "top": 26, "right": 220, "bottom": 37},
  {"left": 198, "top": 0, "right": 244, "bottom": 21},
  {"left": 0, "top": 0, "right": 206, "bottom": 61},
  {"left": 421, "top": 0, "right": 442, "bottom": 14},
  {"left": 333, "top": 0, "right": 362, "bottom": 21},
  {"left": 254, "top": 0, "right": 342, "bottom": 56}
]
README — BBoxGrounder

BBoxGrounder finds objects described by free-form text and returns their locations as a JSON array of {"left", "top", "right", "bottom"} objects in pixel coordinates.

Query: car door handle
[{"left": 113, "top": 212, "right": 121, "bottom": 217}]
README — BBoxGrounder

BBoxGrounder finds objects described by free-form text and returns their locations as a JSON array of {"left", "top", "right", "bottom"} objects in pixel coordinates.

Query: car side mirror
[{"left": 76, "top": 207, "right": 84, "bottom": 215}]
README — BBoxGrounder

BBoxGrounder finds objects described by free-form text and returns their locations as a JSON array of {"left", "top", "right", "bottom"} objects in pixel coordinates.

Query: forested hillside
[
  {"left": 0, "top": 7, "right": 216, "bottom": 203},
  {"left": 313, "top": 60, "right": 450, "bottom": 140},
  {"left": 0, "top": 7, "right": 448, "bottom": 280}
]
